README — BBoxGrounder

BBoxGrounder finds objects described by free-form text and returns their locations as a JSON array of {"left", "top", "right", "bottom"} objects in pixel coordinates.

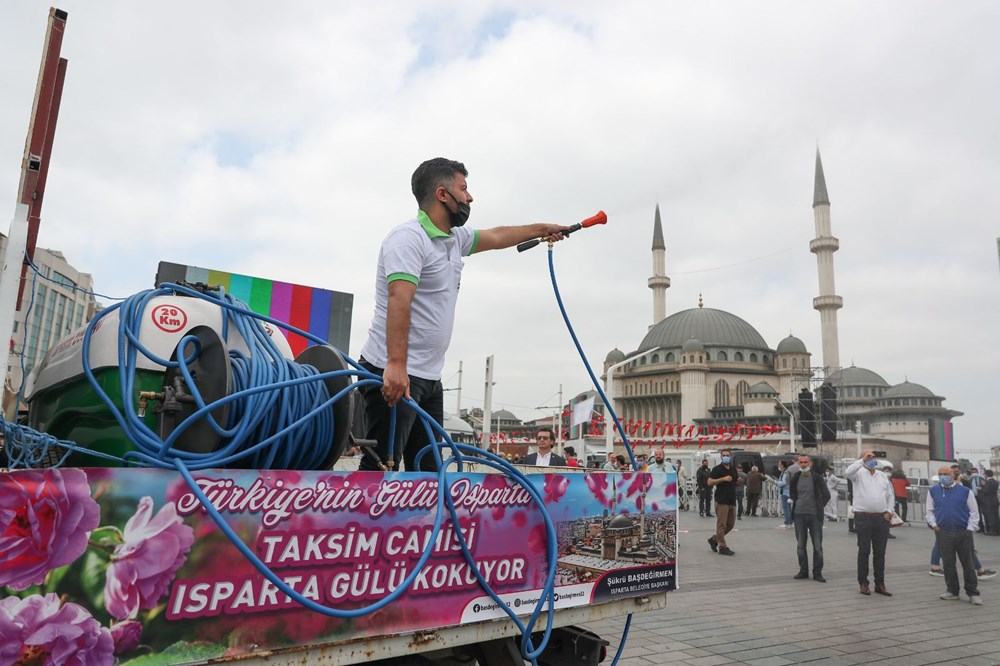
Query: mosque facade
[{"left": 602, "top": 151, "right": 961, "bottom": 462}]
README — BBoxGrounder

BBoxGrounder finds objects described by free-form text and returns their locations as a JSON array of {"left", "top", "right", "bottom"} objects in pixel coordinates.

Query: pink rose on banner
[
  {"left": 110, "top": 620, "right": 142, "bottom": 655},
  {"left": 0, "top": 594, "right": 113, "bottom": 666},
  {"left": 105, "top": 497, "right": 195, "bottom": 620},
  {"left": 481, "top": 474, "right": 512, "bottom": 520},
  {"left": 0, "top": 468, "right": 101, "bottom": 590},
  {"left": 584, "top": 474, "right": 610, "bottom": 506},
  {"left": 543, "top": 474, "right": 569, "bottom": 503}
]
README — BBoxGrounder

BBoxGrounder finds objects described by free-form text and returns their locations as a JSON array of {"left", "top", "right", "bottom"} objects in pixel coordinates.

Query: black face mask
[{"left": 444, "top": 190, "right": 471, "bottom": 228}]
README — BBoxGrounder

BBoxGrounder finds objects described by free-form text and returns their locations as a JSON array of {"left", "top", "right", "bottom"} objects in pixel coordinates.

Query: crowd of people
[{"left": 691, "top": 448, "right": 997, "bottom": 606}]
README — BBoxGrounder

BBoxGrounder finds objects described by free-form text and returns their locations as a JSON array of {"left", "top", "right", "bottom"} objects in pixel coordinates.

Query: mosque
[{"left": 600, "top": 151, "right": 961, "bottom": 463}]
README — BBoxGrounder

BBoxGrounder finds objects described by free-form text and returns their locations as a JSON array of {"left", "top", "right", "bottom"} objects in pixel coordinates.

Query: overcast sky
[{"left": 2, "top": 1, "right": 997, "bottom": 460}]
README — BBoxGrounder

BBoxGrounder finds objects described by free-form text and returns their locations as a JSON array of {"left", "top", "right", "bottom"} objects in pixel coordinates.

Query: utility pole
[
  {"left": 556, "top": 384, "right": 563, "bottom": 454},
  {"left": 482, "top": 355, "right": 494, "bottom": 453},
  {"left": 773, "top": 399, "right": 797, "bottom": 454},
  {"left": 1, "top": 8, "right": 69, "bottom": 416},
  {"left": 455, "top": 360, "right": 462, "bottom": 415}
]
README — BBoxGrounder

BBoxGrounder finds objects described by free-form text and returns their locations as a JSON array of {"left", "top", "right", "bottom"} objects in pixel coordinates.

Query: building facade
[{"left": 1, "top": 236, "right": 98, "bottom": 414}]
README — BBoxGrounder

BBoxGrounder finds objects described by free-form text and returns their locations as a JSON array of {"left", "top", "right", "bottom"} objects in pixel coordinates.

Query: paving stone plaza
[{"left": 585, "top": 512, "right": 1000, "bottom": 665}]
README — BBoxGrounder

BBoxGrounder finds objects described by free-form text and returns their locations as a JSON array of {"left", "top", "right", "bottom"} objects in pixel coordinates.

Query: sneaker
[
  {"left": 793, "top": 571, "right": 809, "bottom": 580},
  {"left": 707, "top": 536, "right": 718, "bottom": 552},
  {"left": 940, "top": 592, "right": 960, "bottom": 601},
  {"left": 929, "top": 569, "right": 945, "bottom": 577},
  {"left": 977, "top": 569, "right": 997, "bottom": 579},
  {"left": 718, "top": 547, "right": 735, "bottom": 556},
  {"left": 970, "top": 596, "right": 983, "bottom": 606}
]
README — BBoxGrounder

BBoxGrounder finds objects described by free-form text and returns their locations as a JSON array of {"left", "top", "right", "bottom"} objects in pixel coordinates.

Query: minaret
[
  {"left": 648, "top": 204, "right": 670, "bottom": 326},
  {"left": 811, "top": 148, "right": 843, "bottom": 373}
]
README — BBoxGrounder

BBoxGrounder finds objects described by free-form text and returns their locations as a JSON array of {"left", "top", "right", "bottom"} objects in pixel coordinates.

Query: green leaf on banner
[
  {"left": 79, "top": 548, "right": 110, "bottom": 605},
  {"left": 89, "top": 525, "right": 125, "bottom": 549},
  {"left": 119, "top": 642, "right": 228, "bottom": 665},
  {"left": 44, "top": 564, "right": 72, "bottom": 594}
]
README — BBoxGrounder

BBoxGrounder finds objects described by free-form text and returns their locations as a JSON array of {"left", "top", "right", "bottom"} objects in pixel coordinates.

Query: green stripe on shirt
[{"left": 387, "top": 272, "right": 419, "bottom": 285}]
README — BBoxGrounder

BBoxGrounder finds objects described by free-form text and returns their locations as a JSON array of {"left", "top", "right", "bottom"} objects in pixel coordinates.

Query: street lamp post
[
  {"left": 773, "top": 398, "right": 797, "bottom": 454},
  {"left": 604, "top": 347, "right": 662, "bottom": 456}
]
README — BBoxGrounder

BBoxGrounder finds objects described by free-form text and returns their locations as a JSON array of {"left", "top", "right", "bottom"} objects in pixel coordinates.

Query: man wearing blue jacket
[{"left": 927, "top": 464, "right": 981, "bottom": 605}]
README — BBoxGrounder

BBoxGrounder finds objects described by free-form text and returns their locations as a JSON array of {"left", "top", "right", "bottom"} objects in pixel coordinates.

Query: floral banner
[{"left": 0, "top": 467, "right": 676, "bottom": 664}]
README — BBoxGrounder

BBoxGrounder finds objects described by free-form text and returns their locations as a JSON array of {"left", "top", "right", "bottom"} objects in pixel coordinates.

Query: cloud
[{"left": 1, "top": 1, "right": 997, "bottom": 457}]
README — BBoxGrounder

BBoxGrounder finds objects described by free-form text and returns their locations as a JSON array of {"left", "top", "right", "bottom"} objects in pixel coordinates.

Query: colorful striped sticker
[
  {"left": 155, "top": 261, "right": 353, "bottom": 356},
  {"left": 928, "top": 418, "right": 954, "bottom": 461}
]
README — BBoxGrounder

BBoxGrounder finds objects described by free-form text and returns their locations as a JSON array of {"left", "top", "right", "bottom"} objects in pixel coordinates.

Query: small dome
[
  {"left": 776, "top": 335, "right": 808, "bottom": 354},
  {"left": 827, "top": 365, "right": 889, "bottom": 387},
  {"left": 605, "top": 348, "right": 626, "bottom": 364},
  {"left": 746, "top": 382, "right": 778, "bottom": 397},
  {"left": 883, "top": 381, "right": 935, "bottom": 399},
  {"left": 681, "top": 337, "right": 704, "bottom": 352}
]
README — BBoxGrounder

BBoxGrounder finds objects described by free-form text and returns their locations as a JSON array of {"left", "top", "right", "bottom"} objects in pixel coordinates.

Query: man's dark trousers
[
  {"left": 358, "top": 359, "right": 443, "bottom": 472},
  {"left": 937, "top": 529, "right": 979, "bottom": 597},
  {"left": 855, "top": 513, "right": 890, "bottom": 585},
  {"left": 794, "top": 513, "right": 824, "bottom": 575}
]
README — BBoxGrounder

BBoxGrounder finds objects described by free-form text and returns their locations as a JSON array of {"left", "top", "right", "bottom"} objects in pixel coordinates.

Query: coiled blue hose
[{"left": 73, "top": 282, "right": 566, "bottom": 662}]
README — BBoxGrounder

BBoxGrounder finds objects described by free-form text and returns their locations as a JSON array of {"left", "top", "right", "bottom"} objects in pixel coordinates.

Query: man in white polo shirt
[{"left": 358, "top": 158, "right": 570, "bottom": 472}]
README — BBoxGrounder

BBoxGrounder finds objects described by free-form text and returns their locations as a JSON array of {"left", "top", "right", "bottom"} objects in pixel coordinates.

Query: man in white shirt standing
[
  {"left": 358, "top": 158, "right": 569, "bottom": 472},
  {"left": 845, "top": 451, "right": 895, "bottom": 596}
]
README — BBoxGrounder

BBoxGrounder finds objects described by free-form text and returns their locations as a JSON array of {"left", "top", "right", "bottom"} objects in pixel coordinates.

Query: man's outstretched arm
[{"left": 475, "top": 223, "right": 570, "bottom": 252}]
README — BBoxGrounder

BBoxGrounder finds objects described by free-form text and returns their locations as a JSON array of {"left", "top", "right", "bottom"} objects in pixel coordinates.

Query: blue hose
[
  {"left": 546, "top": 244, "right": 638, "bottom": 666},
  {"left": 6, "top": 250, "right": 649, "bottom": 663}
]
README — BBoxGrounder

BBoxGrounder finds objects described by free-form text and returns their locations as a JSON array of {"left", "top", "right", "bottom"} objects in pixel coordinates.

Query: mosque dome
[
  {"left": 681, "top": 337, "right": 704, "bottom": 352},
  {"left": 607, "top": 514, "right": 634, "bottom": 531},
  {"left": 827, "top": 366, "right": 889, "bottom": 387},
  {"left": 776, "top": 334, "right": 808, "bottom": 354},
  {"left": 639, "top": 307, "right": 770, "bottom": 353},
  {"left": 493, "top": 409, "right": 520, "bottom": 422},
  {"left": 605, "top": 348, "right": 626, "bottom": 364},
  {"left": 882, "top": 381, "right": 935, "bottom": 399}
]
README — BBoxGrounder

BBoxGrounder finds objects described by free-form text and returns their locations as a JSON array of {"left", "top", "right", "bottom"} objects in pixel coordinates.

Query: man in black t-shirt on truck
[{"left": 707, "top": 448, "right": 739, "bottom": 556}]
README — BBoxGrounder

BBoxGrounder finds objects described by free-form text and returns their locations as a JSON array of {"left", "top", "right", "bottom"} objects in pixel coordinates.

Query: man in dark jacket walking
[
  {"left": 696, "top": 459, "right": 713, "bottom": 517},
  {"left": 746, "top": 465, "right": 766, "bottom": 517},
  {"left": 790, "top": 453, "right": 832, "bottom": 582},
  {"left": 981, "top": 470, "right": 1000, "bottom": 536}
]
